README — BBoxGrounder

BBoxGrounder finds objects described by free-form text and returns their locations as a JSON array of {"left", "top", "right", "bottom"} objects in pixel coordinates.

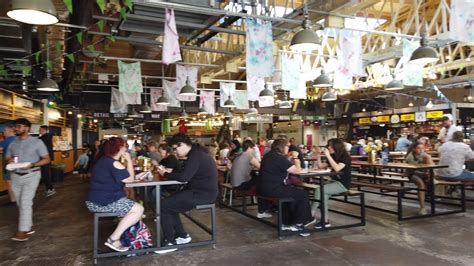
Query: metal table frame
[
  {"left": 352, "top": 162, "right": 466, "bottom": 220},
  {"left": 93, "top": 179, "right": 216, "bottom": 262}
]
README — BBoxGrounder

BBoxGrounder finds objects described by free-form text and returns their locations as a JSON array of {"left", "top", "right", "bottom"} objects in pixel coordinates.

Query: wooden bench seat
[
  {"left": 381, "top": 171, "right": 405, "bottom": 177},
  {"left": 352, "top": 172, "right": 410, "bottom": 183},
  {"left": 351, "top": 180, "right": 408, "bottom": 191},
  {"left": 296, "top": 182, "right": 320, "bottom": 190}
]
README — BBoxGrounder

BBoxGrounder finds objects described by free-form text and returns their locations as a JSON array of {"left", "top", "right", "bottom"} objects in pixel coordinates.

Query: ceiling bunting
[
  {"left": 199, "top": 91, "right": 215, "bottom": 114},
  {"left": 46, "top": 61, "right": 53, "bottom": 71},
  {"left": 54, "top": 41, "right": 62, "bottom": 53},
  {"left": 76, "top": 32, "right": 83, "bottom": 45},
  {"left": 162, "top": 8, "right": 182, "bottom": 65},
  {"left": 245, "top": 18, "right": 274, "bottom": 78},
  {"left": 118, "top": 61, "right": 143, "bottom": 93},
  {"left": 22, "top": 65, "right": 32, "bottom": 76},
  {"left": 0, "top": 66, "right": 7, "bottom": 78},
  {"left": 219, "top": 82, "right": 236, "bottom": 107},
  {"left": 34, "top": 51, "right": 41, "bottom": 64},
  {"left": 431, "top": 84, "right": 450, "bottom": 103},
  {"left": 97, "top": 20, "right": 105, "bottom": 32},
  {"left": 96, "top": 0, "right": 106, "bottom": 14},
  {"left": 124, "top": 0, "right": 134, "bottom": 11},
  {"left": 106, "top": 35, "right": 116, "bottom": 43},
  {"left": 63, "top": 0, "right": 73, "bottom": 14},
  {"left": 87, "top": 44, "right": 95, "bottom": 52},
  {"left": 119, "top": 7, "right": 128, "bottom": 20},
  {"left": 66, "top": 53, "right": 75, "bottom": 63},
  {"left": 246, "top": 75, "right": 265, "bottom": 101},
  {"left": 450, "top": 0, "right": 474, "bottom": 44},
  {"left": 175, "top": 65, "right": 197, "bottom": 102}
]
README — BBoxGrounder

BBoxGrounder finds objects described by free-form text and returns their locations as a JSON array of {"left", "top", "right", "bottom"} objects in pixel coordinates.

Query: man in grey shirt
[
  {"left": 230, "top": 139, "right": 271, "bottom": 218},
  {"left": 437, "top": 131, "right": 474, "bottom": 180},
  {"left": 5, "top": 118, "right": 50, "bottom": 241}
]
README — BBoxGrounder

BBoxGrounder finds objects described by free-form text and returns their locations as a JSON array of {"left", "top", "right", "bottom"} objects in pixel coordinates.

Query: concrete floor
[{"left": 1, "top": 176, "right": 473, "bottom": 266}]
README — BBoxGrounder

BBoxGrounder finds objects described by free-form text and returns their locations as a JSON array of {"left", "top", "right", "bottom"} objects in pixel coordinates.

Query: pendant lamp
[
  {"left": 259, "top": 84, "right": 273, "bottom": 100},
  {"left": 7, "top": 0, "right": 59, "bottom": 25},
  {"left": 409, "top": 37, "right": 439, "bottom": 65},
  {"left": 321, "top": 91, "right": 337, "bottom": 101},
  {"left": 38, "top": 32, "right": 59, "bottom": 92},
  {"left": 290, "top": 16, "right": 321, "bottom": 52},
  {"left": 313, "top": 70, "right": 332, "bottom": 88},
  {"left": 223, "top": 96, "right": 236, "bottom": 108},
  {"left": 179, "top": 77, "right": 196, "bottom": 96},
  {"left": 384, "top": 79, "right": 404, "bottom": 91}
]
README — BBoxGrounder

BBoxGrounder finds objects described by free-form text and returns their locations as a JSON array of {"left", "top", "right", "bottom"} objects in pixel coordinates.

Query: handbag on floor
[{"left": 121, "top": 220, "right": 154, "bottom": 250}]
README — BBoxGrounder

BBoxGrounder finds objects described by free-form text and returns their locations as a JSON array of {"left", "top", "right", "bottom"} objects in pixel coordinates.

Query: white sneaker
[
  {"left": 154, "top": 242, "right": 177, "bottom": 254},
  {"left": 45, "top": 189, "right": 56, "bottom": 197},
  {"left": 281, "top": 225, "right": 293, "bottom": 231},
  {"left": 175, "top": 234, "right": 192, "bottom": 245},
  {"left": 417, "top": 208, "right": 428, "bottom": 216},
  {"left": 257, "top": 212, "right": 272, "bottom": 219}
]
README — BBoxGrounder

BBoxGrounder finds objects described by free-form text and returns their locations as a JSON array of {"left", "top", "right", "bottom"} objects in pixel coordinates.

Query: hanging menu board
[
  {"left": 400, "top": 114, "right": 415, "bottom": 122},
  {"left": 359, "top": 117, "right": 371, "bottom": 124},
  {"left": 376, "top": 116, "right": 390, "bottom": 123},
  {"left": 426, "top": 111, "right": 444, "bottom": 119}
]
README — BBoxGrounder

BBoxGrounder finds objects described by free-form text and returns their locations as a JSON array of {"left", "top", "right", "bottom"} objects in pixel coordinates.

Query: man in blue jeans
[{"left": 5, "top": 118, "right": 50, "bottom": 241}]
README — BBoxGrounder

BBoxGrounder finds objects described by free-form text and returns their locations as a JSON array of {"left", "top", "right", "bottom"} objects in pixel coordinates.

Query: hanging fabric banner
[
  {"left": 199, "top": 90, "right": 215, "bottom": 114},
  {"left": 337, "top": 30, "right": 365, "bottom": 77},
  {"left": 450, "top": 0, "right": 474, "bottom": 44},
  {"left": 298, "top": 53, "right": 318, "bottom": 82},
  {"left": 245, "top": 18, "right": 274, "bottom": 78},
  {"left": 246, "top": 75, "right": 265, "bottom": 101},
  {"left": 176, "top": 65, "right": 198, "bottom": 102},
  {"left": 281, "top": 55, "right": 300, "bottom": 91},
  {"left": 118, "top": 61, "right": 143, "bottom": 93},
  {"left": 150, "top": 88, "right": 167, "bottom": 111},
  {"left": 333, "top": 68, "right": 353, "bottom": 89},
  {"left": 220, "top": 82, "right": 236, "bottom": 107},
  {"left": 163, "top": 80, "right": 181, "bottom": 107},
  {"left": 403, "top": 63, "right": 423, "bottom": 87},
  {"left": 162, "top": 8, "right": 182, "bottom": 65},
  {"left": 258, "top": 84, "right": 274, "bottom": 107},
  {"left": 234, "top": 90, "right": 250, "bottom": 109},
  {"left": 110, "top": 88, "right": 128, "bottom": 113}
]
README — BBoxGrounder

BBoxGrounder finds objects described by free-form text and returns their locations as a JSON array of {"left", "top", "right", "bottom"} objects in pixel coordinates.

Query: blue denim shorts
[
  {"left": 445, "top": 170, "right": 474, "bottom": 181},
  {"left": 85, "top": 197, "right": 135, "bottom": 217}
]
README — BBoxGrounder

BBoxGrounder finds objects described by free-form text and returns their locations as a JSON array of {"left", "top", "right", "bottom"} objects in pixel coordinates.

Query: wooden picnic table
[{"left": 351, "top": 161, "right": 462, "bottom": 219}]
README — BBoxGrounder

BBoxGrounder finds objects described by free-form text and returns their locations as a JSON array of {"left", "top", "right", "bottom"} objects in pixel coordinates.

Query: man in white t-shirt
[
  {"left": 437, "top": 114, "right": 460, "bottom": 143},
  {"left": 437, "top": 131, "right": 474, "bottom": 180}
]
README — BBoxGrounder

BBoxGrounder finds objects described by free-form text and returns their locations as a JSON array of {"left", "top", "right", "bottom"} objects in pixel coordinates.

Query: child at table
[{"left": 75, "top": 148, "right": 89, "bottom": 181}]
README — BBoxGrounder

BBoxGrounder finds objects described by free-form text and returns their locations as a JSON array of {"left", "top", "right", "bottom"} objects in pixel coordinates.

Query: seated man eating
[{"left": 156, "top": 133, "right": 218, "bottom": 253}]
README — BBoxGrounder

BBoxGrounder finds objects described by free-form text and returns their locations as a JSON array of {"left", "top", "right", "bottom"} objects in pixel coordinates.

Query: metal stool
[
  {"left": 93, "top": 212, "right": 119, "bottom": 264},
  {"left": 184, "top": 203, "right": 217, "bottom": 247}
]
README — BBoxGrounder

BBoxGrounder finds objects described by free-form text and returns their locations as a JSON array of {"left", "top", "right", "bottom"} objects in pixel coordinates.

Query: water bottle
[{"left": 381, "top": 151, "right": 389, "bottom": 165}]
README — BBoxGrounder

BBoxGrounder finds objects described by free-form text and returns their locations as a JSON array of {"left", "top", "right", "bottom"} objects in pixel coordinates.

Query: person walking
[
  {"left": 38, "top": 125, "right": 56, "bottom": 197},
  {"left": 0, "top": 122, "right": 17, "bottom": 205},
  {"left": 5, "top": 118, "right": 50, "bottom": 241}
]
